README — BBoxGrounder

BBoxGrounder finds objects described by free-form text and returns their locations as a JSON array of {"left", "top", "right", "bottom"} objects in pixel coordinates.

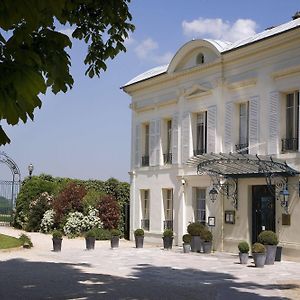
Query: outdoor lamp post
[
  {"left": 28, "top": 163, "right": 34, "bottom": 179},
  {"left": 209, "top": 187, "right": 218, "bottom": 203},
  {"left": 280, "top": 186, "right": 289, "bottom": 212}
]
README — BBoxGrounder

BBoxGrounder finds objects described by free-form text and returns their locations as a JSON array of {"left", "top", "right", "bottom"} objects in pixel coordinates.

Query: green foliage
[
  {"left": 52, "top": 230, "right": 63, "bottom": 239},
  {"left": 257, "top": 230, "right": 278, "bottom": 245},
  {"left": 134, "top": 229, "right": 144, "bottom": 237},
  {"left": 110, "top": 229, "right": 121, "bottom": 237},
  {"left": 238, "top": 241, "right": 250, "bottom": 253},
  {"left": 82, "top": 189, "right": 104, "bottom": 213},
  {"left": 84, "top": 228, "right": 97, "bottom": 238},
  {"left": 0, "top": 0, "right": 135, "bottom": 145},
  {"left": 92, "top": 228, "right": 111, "bottom": 240},
  {"left": 0, "top": 233, "right": 22, "bottom": 249},
  {"left": 252, "top": 242, "right": 266, "bottom": 253},
  {"left": 163, "top": 229, "right": 173, "bottom": 238},
  {"left": 187, "top": 222, "right": 206, "bottom": 236},
  {"left": 201, "top": 229, "right": 213, "bottom": 242},
  {"left": 182, "top": 234, "right": 192, "bottom": 244},
  {"left": 19, "top": 234, "right": 33, "bottom": 248}
]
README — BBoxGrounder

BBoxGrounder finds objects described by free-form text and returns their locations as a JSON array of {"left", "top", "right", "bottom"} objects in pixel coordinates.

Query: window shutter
[
  {"left": 156, "top": 119, "right": 161, "bottom": 165},
  {"left": 207, "top": 105, "right": 217, "bottom": 153},
  {"left": 268, "top": 91, "right": 280, "bottom": 154},
  {"left": 172, "top": 113, "right": 179, "bottom": 164},
  {"left": 181, "top": 111, "right": 191, "bottom": 163},
  {"left": 249, "top": 96, "right": 260, "bottom": 154},
  {"left": 135, "top": 123, "right": 141, "bottom": 167},
  {"left": 149, "top": 120, "right": 156, "bottom": 166},
  {"left": 224, "top": 102, "right": 233, "bottom": 153}
]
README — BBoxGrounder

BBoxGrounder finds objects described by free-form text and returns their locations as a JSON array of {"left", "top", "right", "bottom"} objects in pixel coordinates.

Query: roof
[{"left": 123, "top": 17, "right": 300, "bottom": 88}]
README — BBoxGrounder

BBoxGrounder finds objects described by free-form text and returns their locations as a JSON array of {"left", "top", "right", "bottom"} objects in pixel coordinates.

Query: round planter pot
[
  {"left": 265, "top": 245, "right": 277, "bottom": 265},
  {"left": 110, "top": 236, "right": 119, "bottom": 249},
  {"left": 85, "top": 237, "right": 95, "bottom": 250},
  {"left": 135, "top": 236, "right": 144, "bottom": 248},
  {"left": 52, "top": 238, "right": 62, "bottom": 252},
  {"left": 239, "top": 252, "right": 249, "bottom": 264},
  {"left": 191, "top": 236, "right": 202, "bottom": 252},
  {"left": 203, "top": 242, "right": 212, "bottom": 254},
  {"left": 162, "top": 236, "right": 173, "bottom": 249},
  {"left": 183, "top": 243, "right": 191, "bottom": 253},
  {"left": 253, "top": 253, "right": 266, "bottom": 268}
]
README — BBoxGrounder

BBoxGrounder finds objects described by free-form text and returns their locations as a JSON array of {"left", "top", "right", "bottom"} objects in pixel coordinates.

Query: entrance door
[{"left": 252, "top": 185, "right": 275, "bottom": 244}]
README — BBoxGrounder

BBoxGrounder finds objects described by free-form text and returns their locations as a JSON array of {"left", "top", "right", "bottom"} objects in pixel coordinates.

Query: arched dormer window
[{"left": 196, "top": 53, "right": 204, "bottom": 65}]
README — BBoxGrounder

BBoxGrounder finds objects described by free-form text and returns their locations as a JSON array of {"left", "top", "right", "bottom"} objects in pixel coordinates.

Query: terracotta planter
[
  {"left": 52, "top": 238, "right": 62, "bottom": 252},
  {"left": 85, "top": 237, "right": 95, "bottom": 250},
  {"left": 135, "top": 236, "right": 144, "bottom": 248},
  {"left": 239, "top": 252, "right": 249, "bottom": 264},
  {"left": 110, "top": 236, "right": 119, "bottom": 248},
  {"left": 162, "top": 236, "right": 173, "bottom": 249}
]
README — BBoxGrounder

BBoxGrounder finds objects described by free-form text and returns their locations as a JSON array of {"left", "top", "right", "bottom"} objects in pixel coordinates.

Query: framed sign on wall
[{"left": 225, "top": 210, "right": 235, "bottom": 224}]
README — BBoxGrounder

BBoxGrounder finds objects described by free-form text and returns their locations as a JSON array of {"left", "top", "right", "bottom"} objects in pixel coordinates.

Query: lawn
[{"left": 0, "top": 233, "right": 23, "bottom": 249}]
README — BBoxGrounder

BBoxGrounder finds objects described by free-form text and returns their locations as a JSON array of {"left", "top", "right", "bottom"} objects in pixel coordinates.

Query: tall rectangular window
[
  {"left": 194, "top": 188, "right": 206, "bottom": 224},
  {"left": 163, "top": 188, "right": 173, "bottom": 229},
  {"left": 141, "top": 190, "right": 150, "bottom": 230},
  {"left": 141, "top": 124, "right": 150, "bottom": 166},
  {"left": 283, "top": 91, "right": 299, "bottom": 152},
  {"left": 194, "top": 111, "right": 207, "bottom": 155},
  {"left": 163, "top": 120, "right": 172, "bottom": 164},
  {"left": 236, "top": 102, "right": 249, "bottom": 153}
]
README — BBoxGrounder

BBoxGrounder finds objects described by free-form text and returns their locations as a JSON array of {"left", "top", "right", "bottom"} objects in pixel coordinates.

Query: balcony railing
[
  {"left": 141, "top": 219, "right": 150, "bottom": 231},
  {"left": 282, "top": 138, "right": 298, "bottom": 152},
  {"left": 193, "top": 149, "right": 206, "bottom": 156},
  {"left": 163, "top": 153, "right": 172, "bottom": 164},
  {"left": 235, "top": 143, "right": 249, "bottom": 154},
  {"left": 141, "top": 155, "right": 149, "bottom": 166},
  {"left": 163, "top": 220, "right": 173, "bottom": 230}
]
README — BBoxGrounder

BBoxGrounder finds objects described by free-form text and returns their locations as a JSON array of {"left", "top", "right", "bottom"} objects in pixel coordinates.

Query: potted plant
[
  {"left": 187, "top": 222, "right": 205, "bottom": 252},
  {"left": 110, "top": 229, "right": 120, "bottom": 249},
  {"left": 238, "top": 241, "right": 249, "bottom": 264},
  {"left": 85, "top": 228, "right": 96, "bottom": 250},
  {"left": 134, "top": 228, "right": 144, "bottom": 248},
  {"left": 162, "top": 229, "right": 174, "bottom": 249},
  {"left": 252, "top": 242, "right": 266, "bottom": 268},
  {"left": 201, "top": 229, "right": 213, "bottom": 253},
  {"left": 182, "top": 234, "right": 191, "bottom": 253},
  {"left": 52, "top": 230, "right": 63, "bottom": 252},
  {"left": 257, "top": 230, "right": 278, "bottom": 265}
]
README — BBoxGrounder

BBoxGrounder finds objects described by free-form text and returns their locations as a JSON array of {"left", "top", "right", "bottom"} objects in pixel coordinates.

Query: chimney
[{"left": 292, "top": 11, "right": 300, "bottom": 20}]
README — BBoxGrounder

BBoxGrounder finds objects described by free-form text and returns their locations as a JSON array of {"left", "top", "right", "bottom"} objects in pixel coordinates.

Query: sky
[{"left": 0, "top": 0, "right": 299, "bottom": 182}]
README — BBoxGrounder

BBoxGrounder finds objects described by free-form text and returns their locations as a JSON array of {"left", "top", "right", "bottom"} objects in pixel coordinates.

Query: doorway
[{"left": 252, "top": 185, "right": 275, "bottom": 244}]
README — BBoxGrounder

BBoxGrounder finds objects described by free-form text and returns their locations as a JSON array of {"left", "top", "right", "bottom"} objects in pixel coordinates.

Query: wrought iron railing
[
  {"left": 163, "top": 220, "right": 173, "bottom": 230},
  {"left": 235, "top": 143, "right": 248, "bottom": 154},
  {"left": 163, "top": 153, "right": 172, "bottom": 164},
  {"left": 193, "top": 149, "right": 206, "bottom": 156},
  {"left": 141, "top": 219, "right": 150, "bottom": 231},
  {"left": 141, "top": 155, "right": 149, "bottom": 166},
  {"left": 281, "top": 138, "right": 298, "bottom": 152}
]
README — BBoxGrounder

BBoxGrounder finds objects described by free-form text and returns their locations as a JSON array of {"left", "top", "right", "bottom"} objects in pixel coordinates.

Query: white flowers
[{"left": 40, "top": 209, "right": 55, "bottom": 233}]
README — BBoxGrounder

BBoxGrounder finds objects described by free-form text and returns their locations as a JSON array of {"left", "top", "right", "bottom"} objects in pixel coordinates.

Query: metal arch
[{"left": 0, "top": 151, "right": 21, "bottom": 182}]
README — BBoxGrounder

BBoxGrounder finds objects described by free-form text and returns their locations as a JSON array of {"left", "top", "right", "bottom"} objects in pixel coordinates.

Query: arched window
[{"left": 196, "top": 53, "right": 204, "bottom": 65}]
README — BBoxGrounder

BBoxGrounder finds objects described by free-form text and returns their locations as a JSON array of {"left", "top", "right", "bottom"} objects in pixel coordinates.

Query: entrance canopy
[{"left": 186, "top": 152, "right": 299, "bottom": 178}]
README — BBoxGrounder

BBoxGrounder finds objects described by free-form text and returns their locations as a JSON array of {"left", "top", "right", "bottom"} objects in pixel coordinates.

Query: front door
[{"left": 252, "top": 185, "right": 275, "bottom": 244}]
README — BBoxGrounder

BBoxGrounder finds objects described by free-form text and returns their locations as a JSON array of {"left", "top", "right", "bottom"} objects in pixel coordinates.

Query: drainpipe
[{"left": 221, "top": 192, "right": 224, "bottom": 252}]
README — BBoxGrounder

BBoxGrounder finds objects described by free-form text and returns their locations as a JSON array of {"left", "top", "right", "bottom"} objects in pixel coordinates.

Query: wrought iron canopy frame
[
  {"left": 186, "top": 152, "right": 299, "bottom": 210},
  {"left": 0, "top": 151, "right": 21, "bottom": 182}
]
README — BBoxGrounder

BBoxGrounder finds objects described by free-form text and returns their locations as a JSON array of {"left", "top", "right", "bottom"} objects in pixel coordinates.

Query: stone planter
[
  {"left": 253, "top": 253, "right": 266, "bottom": 268},
  {"left": 135, "top": 236, "right": 144, "bottom": 248},
  {"left": 85, "top": 237, "right": 95, "bottom": 250},
  {"left": 52, "top": 238, "right": 62, "bottom": 252},
  {"left": 162, "top": 236, "right": 173, "bottom": 249},
  {"left": 203, "top": 242, "right": 212, "bottom": 254},
  {"left": 265, "top": 245, "right": 277, "bottom": 265},
  {"left": 183, "top": 243, "right": 191, "bottom": 253},
  {"left": 191, "top": 236, "right": 202, "bottom": 252},
  {"left": 275, "top": 246, "right": 282, "bottom": 262},
  {"left": 239, "top": 252, "right": 249, "bottom": 264},
  {"left": 110, "top": 236, "right": 119, "bottom": 249}
]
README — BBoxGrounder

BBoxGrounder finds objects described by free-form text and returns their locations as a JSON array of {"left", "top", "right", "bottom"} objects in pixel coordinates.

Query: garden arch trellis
[{"left": 0, "top": 151, "right": 21, "bottom": 225}]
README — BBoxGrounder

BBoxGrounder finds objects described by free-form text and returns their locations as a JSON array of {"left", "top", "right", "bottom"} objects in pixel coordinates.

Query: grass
[{"left": 0, "top": 233, "right": 23, "bottom": 249}]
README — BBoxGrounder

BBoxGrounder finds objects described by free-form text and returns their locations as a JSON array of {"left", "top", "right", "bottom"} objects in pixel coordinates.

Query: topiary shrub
[
  {"left": 52, "top": 230, "right": 63, "bottom": 239},
  {"left": 238, "top": 241, "right": 249, "bottom": 253},
  {"left": 163, "top": 229, "right": 173, "bottom": 238},
  {"left": 134, "top": 229, "right": 144, "bottom": 237},
  {"left": 257, "top": 230, "right": 278, "bottom": 245},
  {"left": 93, "top": 228, "right": 111, "bottom": 240},
  {"left": 111, "top": 229, "right": 121, "bottom": 237},
  {"left": 252, "top": 242, "right": 266, "bottom": 253},
  {"left": 182, "top": 234, "right": 192, "bottom": 244},
  {"left": 97, "top": 195, "right": 120, "bottom": 230},
  {"left": 187, "top": 222, "right": 206, "bottom": 236},
  {"left": 201, "top": 229, "right": 213, "bottom": 242},
  {"left": 85, "top": 228, "right": 97, "bottom": 238}
]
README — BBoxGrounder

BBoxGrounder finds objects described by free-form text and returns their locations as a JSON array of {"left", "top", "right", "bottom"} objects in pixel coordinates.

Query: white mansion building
[{"left": 123, "top": 14, "right": 300, "bottom": 259}]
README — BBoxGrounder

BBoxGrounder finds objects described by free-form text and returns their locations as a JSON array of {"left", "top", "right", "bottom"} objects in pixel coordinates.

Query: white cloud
[
  {"left": 182, "top": 18, "right": 257, "bottom": 42},
  {"left": 153, "top": 51, "right": 174, "bottom": 65},
  {"left": 58, "top": 28, "right": 74, "bottom": 39},
  {"left": 124, "top": 34, "right": 135, "bottom": 46}
]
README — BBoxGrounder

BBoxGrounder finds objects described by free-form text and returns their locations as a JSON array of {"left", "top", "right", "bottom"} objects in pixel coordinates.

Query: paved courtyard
[{"left": 0, "top": 227, "right": 300, "bottom": 300}]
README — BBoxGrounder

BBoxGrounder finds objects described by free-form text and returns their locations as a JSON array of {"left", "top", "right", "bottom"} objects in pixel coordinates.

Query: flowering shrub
[{"left": 40, "top": 209, "right": 55, "bottom": 233}]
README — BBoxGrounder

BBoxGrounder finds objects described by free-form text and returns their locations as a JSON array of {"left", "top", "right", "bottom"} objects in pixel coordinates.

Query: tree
[{"left": 0, "top": 0, "right": 134, "bottom": 144}]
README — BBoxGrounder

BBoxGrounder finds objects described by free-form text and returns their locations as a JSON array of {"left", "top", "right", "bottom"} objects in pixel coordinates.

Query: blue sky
[{"left": 0, "top": 1, "right": 299, "bottom": 181}]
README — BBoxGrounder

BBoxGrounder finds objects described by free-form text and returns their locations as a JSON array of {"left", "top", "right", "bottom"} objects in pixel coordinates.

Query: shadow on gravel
[{"left": 0, "top": 259, "right": 298, "bottom": 300}]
